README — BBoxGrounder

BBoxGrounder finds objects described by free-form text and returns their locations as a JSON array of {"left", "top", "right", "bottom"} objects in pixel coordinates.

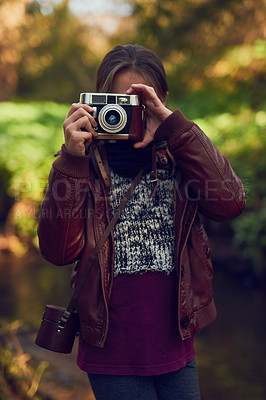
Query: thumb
[{"left": 133, "top": 132, "right": 154, "bottom": 149}]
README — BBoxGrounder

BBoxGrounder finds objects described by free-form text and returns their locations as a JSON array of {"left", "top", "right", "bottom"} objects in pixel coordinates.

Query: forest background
[
  {"left": 1, "top": 0, "right": 265, "bottom": 280},
  {"left": 0, "top": 0, "right": 266, "bottom": 399}
]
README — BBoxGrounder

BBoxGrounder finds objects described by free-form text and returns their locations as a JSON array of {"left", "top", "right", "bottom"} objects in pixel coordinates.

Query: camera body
[{"left": 79, "top": 92, "right": 145, "bottom": 141}]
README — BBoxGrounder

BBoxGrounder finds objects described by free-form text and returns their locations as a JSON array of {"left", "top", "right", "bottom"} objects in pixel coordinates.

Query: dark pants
[{"left": 88, "top": 358, "right": 201, "bottom": 400}]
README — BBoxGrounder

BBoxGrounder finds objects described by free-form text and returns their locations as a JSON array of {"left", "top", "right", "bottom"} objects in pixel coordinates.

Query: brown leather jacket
[{"left": 38, "top": 110, "right": 246, "bottom": 348}]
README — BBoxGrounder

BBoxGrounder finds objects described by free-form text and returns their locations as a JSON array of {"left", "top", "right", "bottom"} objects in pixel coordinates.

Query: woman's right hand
[{"left": 63, "top": 103, "right": 98, "bottom": 156}]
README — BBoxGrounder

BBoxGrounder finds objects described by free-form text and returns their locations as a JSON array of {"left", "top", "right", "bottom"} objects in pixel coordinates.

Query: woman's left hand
[{"left": 126, "top": 84, "right": 172, "bottom": 148}]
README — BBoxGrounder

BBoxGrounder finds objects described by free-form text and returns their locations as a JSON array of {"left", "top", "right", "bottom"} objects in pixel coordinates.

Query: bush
[
  {"left": 0, "top": 102, "right": 69, "bottom": 249},
  {"left": 0, "top": 101, "right": 69, "bottom": 201}
]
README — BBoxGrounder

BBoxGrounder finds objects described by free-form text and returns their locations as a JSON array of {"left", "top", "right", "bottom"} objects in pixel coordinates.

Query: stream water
[{"left": 0, "top": 254, "right": 265, "bottom": 400}]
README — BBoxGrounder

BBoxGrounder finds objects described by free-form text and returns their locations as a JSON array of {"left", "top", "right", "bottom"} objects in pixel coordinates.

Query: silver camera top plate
[{"left": 80, "top": 93, "right": 141, "bottom": 106}]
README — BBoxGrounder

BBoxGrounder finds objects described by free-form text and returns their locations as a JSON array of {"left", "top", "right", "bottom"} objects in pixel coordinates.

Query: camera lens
[
  {"left": 105, "top": 110, "right": 120, "bottom": 126},
  {"left": 98, "top": 104, "right": 127, "bottom": 133}
]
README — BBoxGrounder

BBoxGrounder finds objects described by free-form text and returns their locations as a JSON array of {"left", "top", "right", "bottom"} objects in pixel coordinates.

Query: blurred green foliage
[
  {"left": 0, "top": 320, "right": 50, "bottom": 399},
  {"left": 0, "top": 102, "right": 69, "bottom": 246},
  {"left": 166, "top": 39, "right": 266, "bottom": 119},
  {"left": 124, "top": 0, "right": 266, "bottom": 111},
  {"left": 0, "top": 102, "right": 68, "bottom": 201},
  {"left": 17, "top": 1, "right": 98, "bottom": 102}
]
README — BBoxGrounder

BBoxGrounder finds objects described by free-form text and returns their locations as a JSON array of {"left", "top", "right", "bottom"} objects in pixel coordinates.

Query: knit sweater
[{"left": 109, "top": 168, "right": 175, "bottom": 277}]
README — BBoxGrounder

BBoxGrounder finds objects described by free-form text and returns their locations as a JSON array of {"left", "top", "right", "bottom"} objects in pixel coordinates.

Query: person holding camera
[{"left": 38, "top": 44, "right": 245, "bottom": 400}]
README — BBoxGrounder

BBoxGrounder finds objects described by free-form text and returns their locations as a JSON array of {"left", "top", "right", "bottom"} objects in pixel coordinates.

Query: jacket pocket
[{"left": 79, "top": 320, "right": 105, "bottom": 347}]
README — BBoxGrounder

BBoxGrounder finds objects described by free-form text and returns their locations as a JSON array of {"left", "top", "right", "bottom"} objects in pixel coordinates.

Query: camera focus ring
[{"left": 98, "top": 104, "right": 127, "bottom": 133}]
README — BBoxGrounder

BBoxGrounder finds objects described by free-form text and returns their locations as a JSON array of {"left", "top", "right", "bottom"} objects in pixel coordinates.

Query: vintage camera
[{"left": 79, "top": 93, "right": 145, "bottom": 141}]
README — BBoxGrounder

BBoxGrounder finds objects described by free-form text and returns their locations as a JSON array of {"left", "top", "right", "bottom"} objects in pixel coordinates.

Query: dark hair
[{"left": 96, "top": 44, "right": 168, "bottom": 101}]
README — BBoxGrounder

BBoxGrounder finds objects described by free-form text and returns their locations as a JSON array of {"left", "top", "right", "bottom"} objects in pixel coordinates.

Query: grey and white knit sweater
[{"left": 109, "top": 168, "right": 175, "bottom": 277}]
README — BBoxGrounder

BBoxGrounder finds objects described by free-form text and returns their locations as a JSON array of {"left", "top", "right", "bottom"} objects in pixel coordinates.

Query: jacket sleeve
[
  {"left": 37, "top": 145, "right": 91, "bottom": 265},
  {"left": 155, "top": 110, "right": 246, "bottom": 221}
]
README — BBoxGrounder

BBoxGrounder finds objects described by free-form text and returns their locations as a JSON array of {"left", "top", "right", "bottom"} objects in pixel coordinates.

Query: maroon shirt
[{"left": 77, "top": 271, "right": 194, "bottom": 375}]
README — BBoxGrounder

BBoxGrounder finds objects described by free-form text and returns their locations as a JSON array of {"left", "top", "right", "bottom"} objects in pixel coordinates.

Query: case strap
[{"left": 91, "top": 143, "right": 112, "bottom": 188}]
